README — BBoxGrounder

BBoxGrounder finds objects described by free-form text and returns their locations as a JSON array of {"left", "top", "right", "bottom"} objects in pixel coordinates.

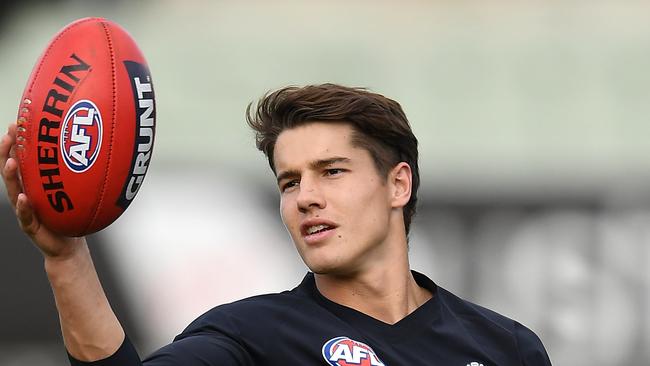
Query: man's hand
[{"left": 1, "top": 122, "right": 86, "bottom": 258}]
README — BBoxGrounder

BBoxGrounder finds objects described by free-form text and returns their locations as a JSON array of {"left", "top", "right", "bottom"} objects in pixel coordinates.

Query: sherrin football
[{"left": 15, "top": 17, "right": 156, "bottom": 236}]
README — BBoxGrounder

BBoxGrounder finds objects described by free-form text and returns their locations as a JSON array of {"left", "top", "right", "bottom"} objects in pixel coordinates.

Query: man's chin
[
  {"left": 300, "top": 248, "right": 357, "bottom": 276},
  {"left": 306, "top": 261, "right": 359, "bottom": 278},
  {"left": 305, "top": 262, "right": 333, "bottom": 275}
]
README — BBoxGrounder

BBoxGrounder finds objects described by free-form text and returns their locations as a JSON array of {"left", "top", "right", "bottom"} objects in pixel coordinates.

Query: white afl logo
[
  {"left": 60, "top": 99, "right": 103, "bottom": 173},
  {"left": 322, "top": 336, "right": 385, "bottom": 366}
]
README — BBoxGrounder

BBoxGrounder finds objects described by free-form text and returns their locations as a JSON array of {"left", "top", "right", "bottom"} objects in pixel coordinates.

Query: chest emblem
[{"left": 322, "top": 336, "right": 386, "bottom": 366}]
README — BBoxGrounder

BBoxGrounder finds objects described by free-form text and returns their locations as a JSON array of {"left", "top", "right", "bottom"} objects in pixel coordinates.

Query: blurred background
[{"left": 1, "top": 0, "right": 649, "bottom": 365}]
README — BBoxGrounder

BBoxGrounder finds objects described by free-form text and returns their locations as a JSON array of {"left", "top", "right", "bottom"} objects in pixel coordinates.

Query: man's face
[{"left": 274, "top": 122, "right": 396, "bottom": 276}]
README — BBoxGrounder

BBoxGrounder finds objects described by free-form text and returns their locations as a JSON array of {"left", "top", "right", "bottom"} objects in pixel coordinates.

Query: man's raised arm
[{"left": 1, "top": 122, "right": 126, "bottom": 362}]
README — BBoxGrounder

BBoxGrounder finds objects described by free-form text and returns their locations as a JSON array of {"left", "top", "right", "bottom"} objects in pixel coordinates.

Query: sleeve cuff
[{"left": 67, "top": 336, "right": 141, "bottom": 366}]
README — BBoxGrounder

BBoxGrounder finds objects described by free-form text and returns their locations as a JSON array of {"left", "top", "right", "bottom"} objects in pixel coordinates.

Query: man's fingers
[
  {"left": 4, "top": 123, "right": 44, "bottom": 240},
  {"left": 8, "top": 122, "right": 18, "bottom": 160},
  {"left": 7, "top": 122, "right": 17, "bottom": 138},
  {"left": 16, "top": 193, "right": 39, "bottom": 236},
  {"left": 1, "top": 122, "right": 25, "bottom": 209},
  {"left": 3, "top": 157, "right": 23, "bottom": 208},
  {"left": 0, "top": 128, "right": 14, "bottom": 169}
]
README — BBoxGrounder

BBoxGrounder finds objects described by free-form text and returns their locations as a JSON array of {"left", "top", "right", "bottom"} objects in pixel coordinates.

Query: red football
[{"left": 15, "top": 17, "right": 156, "bottom": 236}]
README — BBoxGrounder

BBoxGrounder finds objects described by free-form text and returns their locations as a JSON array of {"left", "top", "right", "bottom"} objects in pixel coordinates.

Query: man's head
[{"left": 247, "top": 83, "right": 419, "bottom": 234}]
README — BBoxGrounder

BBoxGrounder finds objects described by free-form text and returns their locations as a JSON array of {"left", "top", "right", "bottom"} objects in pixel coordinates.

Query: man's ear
[{"left": 389, "top": 162, "right": 412, "bottom": 209}]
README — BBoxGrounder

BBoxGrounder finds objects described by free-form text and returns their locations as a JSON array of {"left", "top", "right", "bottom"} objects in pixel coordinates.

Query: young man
[{"left": 0, "top": 84, "right": 552, "bottom": 365}]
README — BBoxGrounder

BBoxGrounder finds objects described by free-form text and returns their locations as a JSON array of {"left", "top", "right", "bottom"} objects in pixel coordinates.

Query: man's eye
[
  {"left": 281, "top": 180, "right": 299, "bottom": 192},
  {"left": 325, "top": 168, "right": 344, "bottom": 176}
]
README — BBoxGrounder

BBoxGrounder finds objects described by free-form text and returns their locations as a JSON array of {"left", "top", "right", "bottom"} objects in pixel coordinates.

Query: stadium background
[{"left": 1, "top": 0, "right": 649, "bottom": 365}]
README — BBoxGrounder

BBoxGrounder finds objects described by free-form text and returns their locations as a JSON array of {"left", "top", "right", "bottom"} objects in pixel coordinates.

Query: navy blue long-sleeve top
[{"left": 69, "top": 271, "right": 551, "bottom": 365}]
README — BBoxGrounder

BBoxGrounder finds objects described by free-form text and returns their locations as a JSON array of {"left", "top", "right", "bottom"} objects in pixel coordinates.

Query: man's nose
[{"left": 296, "top": 177, "right": 326, "bottom": 213}]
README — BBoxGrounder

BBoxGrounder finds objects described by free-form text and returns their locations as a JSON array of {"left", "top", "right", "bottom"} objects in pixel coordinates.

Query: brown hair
[{"left": 246, "top": 83, "right": 419, "bottom": 235}]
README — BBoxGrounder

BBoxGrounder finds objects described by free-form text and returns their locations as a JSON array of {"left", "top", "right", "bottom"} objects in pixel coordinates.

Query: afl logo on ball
[
  {"left": 322, "top": 336, "right": 385, "bottom": 366},
  {"left": 60, "top": 99, "right": 103, "bottom": 173}
]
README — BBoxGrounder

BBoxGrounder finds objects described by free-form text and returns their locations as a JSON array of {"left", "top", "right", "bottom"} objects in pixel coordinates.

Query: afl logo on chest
[
  {"left": 322, "top": 336, "right": 386, "bottom": 366},
  {"left": 60, "top": 99, "right": 103, "bottom": 172}
]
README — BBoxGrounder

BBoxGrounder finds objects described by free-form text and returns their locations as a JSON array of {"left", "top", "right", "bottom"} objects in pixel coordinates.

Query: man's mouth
[
  {"left": 306, "top": 224, "right": 333, "bottom": 235},
  {"left": 300, "top": 219, "right": 338, "bottom": 238}
]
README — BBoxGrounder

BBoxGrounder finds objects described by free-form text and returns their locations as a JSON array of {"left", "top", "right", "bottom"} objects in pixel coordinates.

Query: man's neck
[{"left": 314, "top": 250, "right": 432, "bottom": 325}]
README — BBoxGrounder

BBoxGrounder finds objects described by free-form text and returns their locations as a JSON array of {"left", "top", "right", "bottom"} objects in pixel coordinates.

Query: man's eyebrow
[
  {"left": 276, "top": 157, "right": 351, "bottom": 184},
  {"left": 310, "top": 156, "right": 351, "bottom": 170},
  {"left": 276, "top": 169, "right": 299, "bottom": 184}
]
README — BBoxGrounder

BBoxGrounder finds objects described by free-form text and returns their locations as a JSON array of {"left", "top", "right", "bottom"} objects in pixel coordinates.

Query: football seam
[
  {"left": 20, "top": 17, "right": 100, "bottom": 234},
  {"left": 84, "top": 20, "right": 117, "bottom": 235}
]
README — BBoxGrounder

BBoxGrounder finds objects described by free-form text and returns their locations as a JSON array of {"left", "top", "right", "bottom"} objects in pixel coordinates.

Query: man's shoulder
[
  {"left": 436, "top": 286, "right": 551, "bottom": 365},
  {"left": 437, "top": 286, "right": 518, "bottom": 331},
  {"left": 414, "top": 271, "right": 520, "bottom": 332},
  {"left": 186, "top": 289, "right": 304, "bottom": 327},
  {"left": 176, "top": 275, "right": 319, "bottom": 340}
]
